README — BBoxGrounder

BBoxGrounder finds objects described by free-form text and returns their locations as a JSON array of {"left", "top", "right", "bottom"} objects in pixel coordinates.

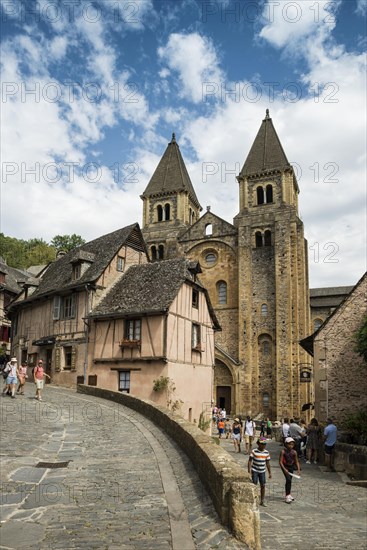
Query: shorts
[
  {"left": 232, "top": 433, "right": 241, "bottom": 441},
  {"left": 6, "top": 376, "right": 17, "bottom": 385},
  {"left": 324, "top": 444, "right": 335, "bottom": 455},
  {"left": 36, "top": 379, "right": 44, "bottom": 390},
  {"left": 244, "top": 434, "right": 254, "bottom": 443},
  {"left": 219, "top": 428, "right": 224, "bottom": 434},
  {"left": 252, "top": 471, "right": 266, "bottom": 486}
]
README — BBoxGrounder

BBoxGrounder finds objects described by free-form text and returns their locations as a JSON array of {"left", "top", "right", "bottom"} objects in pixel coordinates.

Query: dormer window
[
  {"left": 72, "top": 263, "right": 81, "bottom": 280},
  {"left": 192, "top": 288, "right": 199, "bottom": 308}
]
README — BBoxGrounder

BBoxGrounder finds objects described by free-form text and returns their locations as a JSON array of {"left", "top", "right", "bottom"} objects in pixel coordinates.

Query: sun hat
[
  {"left": 234, "top": 417, "right": 239, "bottom": 422},
  {"left": 10, "top": 357, "right": 17, "bottom": 362},
  {"left": 285, "top": 437, "right": 295, "bottom": 443}
]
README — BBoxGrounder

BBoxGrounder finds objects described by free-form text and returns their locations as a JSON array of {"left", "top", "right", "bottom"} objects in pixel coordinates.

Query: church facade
[{"left": 141, "top": 111, "right": 313, "bottom": 419}]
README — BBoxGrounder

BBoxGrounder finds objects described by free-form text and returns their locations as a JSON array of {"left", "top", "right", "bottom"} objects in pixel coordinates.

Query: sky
[{"left": 0, "top": 0, "right": 366, "bottom": 288}]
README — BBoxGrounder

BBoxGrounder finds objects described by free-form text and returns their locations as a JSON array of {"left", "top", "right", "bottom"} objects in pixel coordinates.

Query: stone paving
[
  {"left": 0, "top": 386, "right": 246, "bottom": 550},
  {"left": 217, "top": 431, "right": 367, "bottom": 549}
]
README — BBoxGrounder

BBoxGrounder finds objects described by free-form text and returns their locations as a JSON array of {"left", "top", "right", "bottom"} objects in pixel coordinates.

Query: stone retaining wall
[
  {"left": 335, "top": 443, "right": 367, "bottom": 480},
  {"left": 77, "top": 385, "right": 260, "bottom": 549}
]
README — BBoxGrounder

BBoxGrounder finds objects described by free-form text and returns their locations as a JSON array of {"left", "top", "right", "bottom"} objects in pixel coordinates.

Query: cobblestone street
[
  {"left": 1, "top": 386, "right": 366, "bottom": 549},
  {"left": 0, "top": 386, "right": 244, "bottom": 550},
  {"left": 218, "top": 431, "right": 367, "bottom": 549}
]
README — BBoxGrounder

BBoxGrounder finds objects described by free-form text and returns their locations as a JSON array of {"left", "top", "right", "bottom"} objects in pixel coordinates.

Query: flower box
[{"left": 119, "top": 339, "right": 141, "bottom": 348}]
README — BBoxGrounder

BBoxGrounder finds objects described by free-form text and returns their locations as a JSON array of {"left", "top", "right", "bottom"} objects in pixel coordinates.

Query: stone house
[
  {"left": 8, "top": 224, "right": 148, "bottom": 383},
  {"left": 87, "top": 258, "right": 220, "bottom": 422},
  {"left": 301, "top": 272, "right": 367, "bottom": 425}
]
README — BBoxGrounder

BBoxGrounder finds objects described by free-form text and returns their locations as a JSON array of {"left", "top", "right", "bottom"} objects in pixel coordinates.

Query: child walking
[
  {"left": 248, "top": 437, "right": 272, "bottom": 507},
  {"left": 279, "top": 436, "right": 300, "bottom": 503}
]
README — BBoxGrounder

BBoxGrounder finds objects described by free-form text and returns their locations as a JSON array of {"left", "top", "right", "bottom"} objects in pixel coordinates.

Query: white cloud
[
  {"left": 355, "top": 0, "right": 367, "bottom": 16},
  {"left": 49, "top": 36, "right": 68, "bottom": 60},
  {"left": 158, "top": 32, "right": 224, "bottom": 103},
  {"left": 259, "top": 0, "right": 342, "bottom": 50}
]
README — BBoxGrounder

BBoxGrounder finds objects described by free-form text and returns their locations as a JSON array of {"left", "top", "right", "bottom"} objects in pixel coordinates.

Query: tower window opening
[
  {"left": 266, "top": 184, "right": 273, "bottom": 203},
  {"left": 262, "top": 341, "right": 270, "bottom": 355},
  {"left": 158, "top": 244, "right": 164, "bottom": 260},
  {"left": 257, "top": 186, "right": 264, "bottom": 205},
  {"left": 314, "top": 318, "right": 323, "bottom": 331},
  {"left": 263, "top": 392, "right": 270, "bottom": 407},
  {"left": 157, "top": 205, "right": 163, "bottom": 222},
  {"left": 164, "top": 203, "right": 170, "bottom": 221},
  {"left": 255, "top": 231, "right": 263, "bottom": 248},
  {"left": 264, "top": 230, "right": 272, "bottom": 246},
  {"left": 261, "top": 303, "right": 268, "bottom": 316},
  {"left": 151, "top": 246, "right": 157, "bottom": 261},
  {"left": 205, "top": 252, "right": 217, "bottom": 265}
]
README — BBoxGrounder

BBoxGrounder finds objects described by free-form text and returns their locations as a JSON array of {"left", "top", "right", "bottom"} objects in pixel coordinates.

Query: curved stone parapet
[{"left": 77, "top": 384, "right": 261, "bottom": 549}]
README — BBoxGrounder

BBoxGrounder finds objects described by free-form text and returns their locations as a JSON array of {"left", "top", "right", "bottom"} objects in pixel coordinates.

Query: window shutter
[{"left": 53, "top": 296, "right": 61, "bottom": 320}]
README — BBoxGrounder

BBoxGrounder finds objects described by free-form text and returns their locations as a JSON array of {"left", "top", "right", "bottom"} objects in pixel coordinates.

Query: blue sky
[{"left": 1, "top": 0, "right": 366, "bottom": 287}]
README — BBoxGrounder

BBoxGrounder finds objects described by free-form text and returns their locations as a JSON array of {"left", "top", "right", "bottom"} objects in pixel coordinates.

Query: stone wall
[
  {"left": 77, "top": 384, "right": 261, "bottom": 549},
  {"left": 334, "top": 443, "right": 367, "bottom": 480}
]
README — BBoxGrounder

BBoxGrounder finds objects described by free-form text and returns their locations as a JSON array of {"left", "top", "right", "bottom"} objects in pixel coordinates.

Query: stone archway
[{"left": 214, "top": 359, "right": 234, "bottom": 414}]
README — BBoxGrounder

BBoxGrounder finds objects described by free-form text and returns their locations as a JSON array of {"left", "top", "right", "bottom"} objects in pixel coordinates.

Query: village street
[{"left": 1, "top": 386, "right": 366, "bottom": 549}]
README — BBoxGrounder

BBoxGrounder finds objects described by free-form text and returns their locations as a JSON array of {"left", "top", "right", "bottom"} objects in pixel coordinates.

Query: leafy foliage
[
  {"left": 50, "top": 234, "right": 86, "bottom": 252},
  {"left": 0, "top": 233, "right": 85, "bottom": 269},
  {"left": 354, "top": 315, "right": 367, "bottom": 363},
  {"left": 343, "top": 410, "right": 367, "bottom": 436},
  {"left": 198, "top": 411, "right": 211, "bottom": 432}
]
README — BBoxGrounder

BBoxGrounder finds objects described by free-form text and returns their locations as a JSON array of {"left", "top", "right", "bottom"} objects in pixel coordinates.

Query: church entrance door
[{"left": 216, "top": 386, "right": 231, "bottom": 414}]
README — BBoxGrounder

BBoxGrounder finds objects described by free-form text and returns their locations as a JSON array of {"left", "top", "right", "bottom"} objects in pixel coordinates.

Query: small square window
[{"left": 192, "top": 323, "right": 201, "bottom": 349}]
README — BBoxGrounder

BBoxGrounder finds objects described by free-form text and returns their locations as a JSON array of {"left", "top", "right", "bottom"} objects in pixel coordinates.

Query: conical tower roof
[
  {"left": 239, "top": 110, "right": 291, "bottom": 177},
  {"left": 141, "top": 134, "right": 201, "bottom": 208}
]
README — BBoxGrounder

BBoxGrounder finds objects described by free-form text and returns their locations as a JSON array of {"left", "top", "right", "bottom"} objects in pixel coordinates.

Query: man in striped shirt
[{"left": 248, "top": 437, "right": 272, "bottom": 507}]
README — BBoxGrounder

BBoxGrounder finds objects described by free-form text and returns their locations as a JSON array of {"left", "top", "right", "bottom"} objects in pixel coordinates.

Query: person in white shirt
[
  {"left": 244, "top": 415, "right": 256, "bottom": 454},
  {"left": 282, "top": 418, "right": 290, "bottom": 444}
]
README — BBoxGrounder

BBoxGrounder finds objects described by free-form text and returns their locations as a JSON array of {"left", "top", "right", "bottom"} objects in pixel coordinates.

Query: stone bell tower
[
  {"left": 234, "top": 110, "right": 312, "bottom": 419},
  {"left": 141, "top": 133, "right": 202, "bottom": 260}
]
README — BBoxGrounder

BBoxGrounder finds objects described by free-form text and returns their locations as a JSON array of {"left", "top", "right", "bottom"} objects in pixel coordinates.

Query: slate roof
[
  {"left": 9, "top": 224, "right": 146, "bottom": 306},
  {"left": 141, "top": 134, "right": 201, "bottom": 209},
  {"left": 0, "top": 258, "right": 31, "bottom": 295},
  {"left": 89, "top": 258, "right": 221, "bottom": 329},
  {"left": 239, "top": 110, "right": 291, "bottom": 177}
]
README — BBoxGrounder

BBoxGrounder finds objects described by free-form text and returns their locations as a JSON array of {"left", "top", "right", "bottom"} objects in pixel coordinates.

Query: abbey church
[
  {"left": 6, "top": 111, "right": 358, "bottom": 422},
  {"left": 141, "top": 110, "right": 314, "bottom": 419}
]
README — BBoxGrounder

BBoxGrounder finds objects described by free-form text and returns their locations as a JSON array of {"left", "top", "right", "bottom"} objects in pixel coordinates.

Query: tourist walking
[
  {"left": 232, "top": 418, "right": 242, "bottom": 453},
  {"left": 324, "top": 418, "right": 337, "bottom": 472},
  {"left": 248, "top": 437, "right": 272, "bottom": 507},
  {"left": 218, "top": 418, "right": 225, "bottom": 439},
  {"left": 17, "top": 361, "right": 28, "bottom": 395},
  {"left": 279, "top": 437, "right": 300, "bottom": 503},
  {"left": 266, "top": 418, "right": 272, "bottom": 439},
  {"left": 244, "top": 415, "right": 256, "bottom": 454},
  {"left": 224, "top": 419, "right": 231, "bottom": 439},
  {"left": 2, "top": 357, "right": 19, "bottom": 398},
  {"left": 260, "top": 419, "right": 266, "bottom": 437},
  {"left": 33, "top": 359, "right": 50, "bottom": 401},
  {"left": 289, "top": 419, "right": 305, "bottom": 457},
  {"left": 306, "top": 418, "right": 321, "bottom": 464}
]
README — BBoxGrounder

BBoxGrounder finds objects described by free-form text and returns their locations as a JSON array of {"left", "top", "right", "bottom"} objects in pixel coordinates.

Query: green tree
[
  {"left": 50, "top": 234, "right": 86, "bottom": 252},
  {"left": 355, "top": 315, "right": 367, "bottom": 363},
  {"left": 0, "top": 234, "right": 55, "bottom": 269}
]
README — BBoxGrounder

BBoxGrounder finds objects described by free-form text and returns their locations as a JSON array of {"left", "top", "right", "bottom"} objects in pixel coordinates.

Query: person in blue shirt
[{"left": 324, "top": 418, "right": 337, "bottom": 472}]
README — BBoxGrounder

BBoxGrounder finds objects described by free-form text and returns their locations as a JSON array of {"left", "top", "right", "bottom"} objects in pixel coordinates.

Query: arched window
[
  {"left": 217, "top": 281, "right": 227, "bottom": 304},
  {"left": 314, "top": 318, "right": 323, "bottom": 331},
  {"left": 262, "top": 341, "right": 270, "bottom": 355},
  {"left": 151, "top": 246, "right": 157, "bottom": 261},
  {"left": 205, "top": 223, "right": 212, "bottom": 236},
  {"left": 255, "top": 231, "right": 263, "bottom": 248},
  {"left": 263, "top": 392, "right": 270, "bottom": 407},
  {"left": 158, "top": 245, "right": 164, "bottom": 260},
  {"left": 266, "top": 184, "right": 273, "bottom": 203},
  {"left": 261, "top": 303, "right": 268, "bottom": 316},
  {"left": 164, "top": 203, "right": 170, "bottom": 221},
  {"left": 157, "top": 205, "right": 163, "bottom": 222},
  {"left": 264, "top": 230, "right": 272, "bottom": 246},
  {"left": 257, "top": 186, "right": 264, "bottom": 205}
]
